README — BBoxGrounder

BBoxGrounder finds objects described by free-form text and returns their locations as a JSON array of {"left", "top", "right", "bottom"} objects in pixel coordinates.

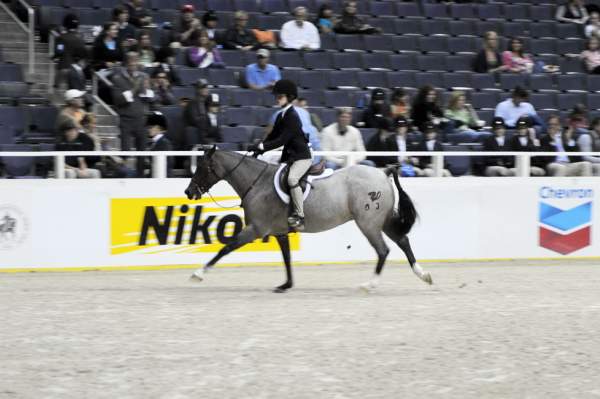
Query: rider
[{"left": 249, "top": 79, "right": 312, "bottom": 231}]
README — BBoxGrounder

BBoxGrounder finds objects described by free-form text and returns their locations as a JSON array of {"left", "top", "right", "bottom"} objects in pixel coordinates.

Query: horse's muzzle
[{"left": 185, "top": 185, "right": 202, "bottom": 201}]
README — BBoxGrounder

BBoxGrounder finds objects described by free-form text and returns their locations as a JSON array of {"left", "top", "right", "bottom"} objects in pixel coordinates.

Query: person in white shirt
[
  {"left": 585, "top": 11, "right": 600, "bottom": 38},
  {"left": 494, "top": 86, "right": 538, "bottom": 128},
  {"left": 321, "top": 107, "right": 374, "bottom": 169},
  {"left": 577, "top": 116, "right": 600, "bottom": 175},
  {"left": 280, "top": 7, "right": 321, "bottom": 51}
]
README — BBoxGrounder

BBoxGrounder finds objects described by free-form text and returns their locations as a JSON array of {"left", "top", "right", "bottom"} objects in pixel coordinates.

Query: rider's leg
[{"left": 287, "top": 159, "right": 312, "bottom": 222}]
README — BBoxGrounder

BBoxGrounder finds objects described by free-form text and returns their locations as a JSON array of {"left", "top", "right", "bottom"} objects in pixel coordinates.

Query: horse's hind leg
[
  {"left": 190, "top": 225, "right": 259, "bottom": 281},
  {"left": 356, "top": 224, "right": 390, "bottom": 292},
  {"left": 383, "top": 227, "right": 432, "bottom": 285},
  {"left": 274, "top": 234, "right": 293, "bottom": 293}
]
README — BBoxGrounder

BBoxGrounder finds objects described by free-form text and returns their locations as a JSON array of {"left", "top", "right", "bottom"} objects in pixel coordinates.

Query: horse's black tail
[{"left": 385, "top": 166, "right": 418, "bottom": 237}]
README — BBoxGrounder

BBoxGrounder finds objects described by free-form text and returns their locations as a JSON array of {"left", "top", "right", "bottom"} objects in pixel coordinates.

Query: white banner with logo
[{"left": 0, "top": 178, "right": 597, "bottom": 270}]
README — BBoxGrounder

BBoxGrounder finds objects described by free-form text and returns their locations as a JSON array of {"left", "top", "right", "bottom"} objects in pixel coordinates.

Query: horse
[{"left": 184, "top": 146, "right": 432, "bottom": 292}]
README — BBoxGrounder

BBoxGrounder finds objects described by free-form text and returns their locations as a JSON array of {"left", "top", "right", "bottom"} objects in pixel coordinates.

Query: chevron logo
[{"left": 538, "top": 187, "right": 594, "bottom": 255}]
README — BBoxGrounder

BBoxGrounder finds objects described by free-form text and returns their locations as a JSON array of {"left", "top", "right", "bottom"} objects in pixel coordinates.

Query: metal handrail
[
  {"left": 0, "top": 0, "right": 35, "bottom": 76},
  {"left": 48, "top": 30, "right": 60, "bottom": 94},
  {"left": 1, "top": 151, "right": 600, "bottom": 179},
  {"left": 91, "top": 70, "right": 118, "bottom": 117}
]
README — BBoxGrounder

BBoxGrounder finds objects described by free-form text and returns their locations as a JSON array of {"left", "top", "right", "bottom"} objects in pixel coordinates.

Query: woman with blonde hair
[{"left": 444, "top": 91, "right": 487, "bottom": 140}]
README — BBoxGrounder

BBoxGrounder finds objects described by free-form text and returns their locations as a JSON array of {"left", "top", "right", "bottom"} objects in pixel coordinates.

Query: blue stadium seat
[
  {"left": 229, "top": 88, "right": 263, "bottom": 106},
  {"left": 448, "top": 37, "right": 477, "bottom": 54},
  {"left": 178, "top": 68, "right": 208, "bottom": 86},
  {"left": 503, "top": 4, "right": 529, "bottom": 21},
  {"left": 297, "top": 89, "right": 323, "bottom": 106},
  {"left": 288, "top": 0, "right": 312, "bottom": 11},
  {"left": 530, "top": 39, "right": 557, "bottom": 55},
  {"left": 357, "top": 71, "right": 387, "bottom": 89},
  {"left": 303, "top": 52, "right": 333, "bottom": 70},
  {"left": 445, "top": 146, "right": 472, "bottom": 176},
  {"left": 391, "top": 35, "right": 419, "bottom": 53},
  {"left": 336, "top": 35, "right": 366, "bottom": 52},
  {"left": 446, "top": 55, "right": 472, "bottom": 72},
  {"left": 450, "top": 3, "right": 476, "bottom": 20},
  {"left": 528, "top": 74, "right": 555, "bottom": 92},
  {"left": 390, "top": 54, "right": 417, "bottom": 71},
  {"left": 331, "top": 52, "right": 362, "bottom": 70},
  {"left": 280, "top": 68, "right": 299, "bottom": 82},
  {"left": 394, "top": 19, "right": 422, "bottom": 35},
  {"left": 171, "top": 86, "right": 195, "bottom": 101},
  {"left": 420, "top": 20, "right": 450, "bottom": 36},
  {"left": 419, "top": 36, "right": 448, "bottom": 54},
  {"left": 499, "top": 74, "right": 527, "bottom": 91},
  {"left": 329, "top": 70, "right": 359, "bottom": 89},
  {"left": 0, "top": 106, "right": 25, "bottom": 141},
  {"left": 224, "top": 107, "right": 257, "bottom": 126},
  {"left": 475, "top": 3, "right": 502, "bottom": 20},
  {"left": 299, "top": 70, "right": 329, "bottom": 90},
  {"left": 207, "top": 0, "right": 234, "bottom": 12},
  {"left": 530, "top": 92, "right": 557, "bottom": 110},
  {"left": 256, "top": 14, "right": 289, "bottom": 30},
  {"left": 363, "top": 35, "right": 394, "bottom": 53},
  {"left": 474, "top": 20, "right": 501, "bottom": 36},
  {"left": 27, "top": 106, "right": 57, "bottom": 136},
  {"left": 64, "top": 0, "right": 93, "bottom": 8},
  {"left": 470, "top": 91, "right": 498, "bottom": 109},
  {"left": 361, "top": 53, "right": 391, "bottom": 70},
  {"left": 317, "top": 107, "right": 337, "bottom": 126},
  {"left": 560, "top": 57, "right": 586, "bottom": 74},
  {"left": 416, "top": 55, "right": 447, "bottom": 72},
  {"left": 220, "top": 126, "right": 253, "bottom": 145},
  {"left": 423, "top": 3, "right": 449, "bottom": 19},
  {"left": 556, "top": 23, "right": 581, "bottom": 39},
  {"left": 220, "top": 50, "right": 249, "bottom": 68},
  {"left": 0, "top": 144, "right": 37, "bottom": 178},
  {"left": 260, "top": 0, "right": 289, "bottom": 14},
  {"left": 442, "top": 73, "right": 472, "bottom": 90},
  {"left": 415, "top": 72, "right": 443, "bottom": 88},
  {"left": 586, "top": 93, "right": 600, "bottom": 110},
  {"left": 273, "top": 51, "right": 304, "bottom": 69},
  {"left": 0, "top": 64, "right": 24, "bottom": 82},
  {"left": 501, "top": 22, "right": 528, "bottom": 37},
  {"left": 557, "top": 74, "right": 587, "bottom": 92},
  {"left": 530, "top": 5, "right": 555, "bottom": 22},
  {"left": 530, "top": 22, "right": 555, "bottom": 38},
  {"left": 587, "top": 75, "right": 600, "bottom": 92},
  {"left": 93, "top": 0, "right": 120, "bottom": 7},
  {"left": 387, "top": 71, "right": 416, "bottom": 88},
  {"left": 449, "top": 20, "right": 475, "bottom": 36},
  {"left": 557, "top": 93, "right": 584, "bottom": 110},
  {"left": 360, "top": 128, "right": 378, "bottom": 144},
  {"left": 557, "top": 39, "right": 584, "bottom": 54},
  {"left": 471, "top": 74, "right": 497, "bottom": 90},
  {"left": 0, "top": 82, "right": 28, "bottom": 98},
  {"left": 254, "top": 107, "right": 276, "bottom": 127},
  {"left": 395, "top": 2, "right": 422, "bottom": 19},
  {"left": 369, "top": 1, "right": 395, "bottom": 16},
  {"left": 324, "top": 90, "right": 354, "bottom": 108},
  {"left": 367, "top": 17, "right": 396, "bottom": 35},
  {"left": 233, "top": 0, "right": 260, "bottom": 13},
  {"left": 207, "top": 68, "right": 238, "bottom": 87}
]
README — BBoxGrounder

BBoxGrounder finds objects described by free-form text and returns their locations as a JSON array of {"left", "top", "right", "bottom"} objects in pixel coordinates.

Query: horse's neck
[{"left": 215, "top": 152, "right": 272, "bottom": 197}]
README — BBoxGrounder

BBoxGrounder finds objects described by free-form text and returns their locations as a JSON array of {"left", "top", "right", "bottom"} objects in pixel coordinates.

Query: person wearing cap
[
  {"left": 509, "top": 116, "right": 545, "bottom": 176},
  {"left": 248, "top": 80, "right": 312, "bottom": 231},
  {"left": 175, "top": 4, "right": 202, "bottom": 46},
  {"left": 187, "top": 29, "right": 224, "bottom": 69},
  {"left": 183, "top": 78, "right": 210, "bottom": 132},
  {"left": 124, "top": 0, "right": 152, "bottom": 28},
  {"left": 202, "top": 11, "right": 219, "bottom": 43},
  {"left": 223, "top": 11, "right": 258, "bottom": 51},
  {"left": 185, "top": 93, "right": 223, "bottom": 148},
  {"left": 482, "top": 117, "right": 514, "bottom": 176},
  {"left": 362, "top": 88, "right": 391, "bottom": 128},
  {"left": 321, "top": 107, "right": 374, "bottom": 169},
  {"left": 412, "top": 122, "right": 451, "bottom": 177},
  {"left": 365, "top": 117, "right": 396, "bottom": 168},
  {"left": 280, "top": 6, "right": 321, "bottom": 50},
  {"left": 538, "top": 115, "right": 593, "bottom": 176},
  {"left": 245, "top": 49, "right": 281, "bottom": 90},
  {"left": 56, "top": 119, "right": 101, "bottom": 179},
  {"left": 380, "top": 117, "right": 423, "bottom": 176},
  {"left": 146, "top": 111, "right": 174, "bottom": 177},
  {"left": 56, "top": 89, "right": 88, "bottom": 134},
  {"left": 53, "top": 13, "right": 87, "bottom": 89}
]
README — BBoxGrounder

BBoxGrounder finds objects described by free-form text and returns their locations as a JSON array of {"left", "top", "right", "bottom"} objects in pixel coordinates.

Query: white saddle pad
[{"left": 274, "top": 163, "right": 334, "bottom": 204}]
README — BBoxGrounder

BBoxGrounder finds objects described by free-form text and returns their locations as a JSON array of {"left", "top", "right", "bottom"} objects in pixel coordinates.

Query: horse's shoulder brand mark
[
  {"left": 368, "top": 191, "right": 382, "bottom": 202},
  {"left": 0, "top": 205, "right": 29, "bottom": 250}
]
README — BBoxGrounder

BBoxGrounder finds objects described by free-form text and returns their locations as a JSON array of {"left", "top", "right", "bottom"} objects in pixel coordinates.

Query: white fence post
[
  {"left": 152, "top": 154, "right": 167, "bottom": 178},
  {"left": 54, "top": 155, "right": 65, "bottom": 179},
  {"left": 515, "top": 154, "right": 530, "bottom": 177},
  {"left": 432, "top": 154, "right": 444, "bottom": 177}
]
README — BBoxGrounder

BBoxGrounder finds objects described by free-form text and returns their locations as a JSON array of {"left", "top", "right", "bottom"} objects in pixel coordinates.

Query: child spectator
[
  {"left": 389, "top": 88, "right": 411, "bottom": 121},
  {"left": 362, "top": 88, "right": 391, "bottom": 128},
  {"left": 316, "top": 4, "right": 336, "bottom": 34},
  {"left": 482, "top": 117, "right": 513, "bottom": 176},
  {"left": 202, "top": 11, "right": 220, "bottom": 44},
  {"left": 579, "top": 37, "right": 600, "bottom": 73},
  {"left": 509, "top": 117, "right": 545, "bottom": 176},
  {"left": 187, "top": 29, "right": 224, "bottom": 69},
  {"left": 412, "top": 122, "right": 451, "bottom": 177}
]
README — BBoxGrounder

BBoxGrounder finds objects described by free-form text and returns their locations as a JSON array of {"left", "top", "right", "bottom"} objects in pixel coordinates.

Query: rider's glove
[{"left": 249, "top": 142, "right": 264, "bottom": 154}]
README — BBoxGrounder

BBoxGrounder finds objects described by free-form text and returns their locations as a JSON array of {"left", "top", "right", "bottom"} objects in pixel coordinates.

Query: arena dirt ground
[{"left": 1, "top": 260, "right": 600, "bottom": 399}]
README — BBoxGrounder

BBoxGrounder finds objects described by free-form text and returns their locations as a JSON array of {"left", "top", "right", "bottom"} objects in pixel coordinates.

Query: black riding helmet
[
  {"left": 272, "top": 79, "right": 298, "bottom": 101},
  {"left": 146, "top": 111, "right": 168, "bottom": 130}
]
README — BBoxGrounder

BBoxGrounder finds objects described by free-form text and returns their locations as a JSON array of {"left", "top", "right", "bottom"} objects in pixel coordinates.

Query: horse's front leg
[
  {"left": 190, "top": 225, "right": 259, "bottom": 282},
  {"left": 274, "top": 234, "right": 292, "bottom": 293}
]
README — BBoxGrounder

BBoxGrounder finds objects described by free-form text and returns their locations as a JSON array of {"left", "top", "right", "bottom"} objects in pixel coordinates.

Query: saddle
[{"left": 277, "top": 159, "right": 326, "bottom": 195}]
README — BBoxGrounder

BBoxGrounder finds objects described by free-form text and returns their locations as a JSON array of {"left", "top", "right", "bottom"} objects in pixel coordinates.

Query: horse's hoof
[
  {"left": 359, "top": 282, "right": 377, "bottom": 293},
  {"left": 273, "top": 284, "right": 292, "bottom": 293},
  {"left": 422, "top": 272, "right": 433, "bottom": 285},
  {"left": 189, "top": 270, "right": 204, "bottom": 282}
]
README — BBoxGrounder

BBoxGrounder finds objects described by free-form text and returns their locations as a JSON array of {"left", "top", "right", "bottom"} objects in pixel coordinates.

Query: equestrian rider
[{"left": 249, "top": 79, "right": 312, "bottom": 231}]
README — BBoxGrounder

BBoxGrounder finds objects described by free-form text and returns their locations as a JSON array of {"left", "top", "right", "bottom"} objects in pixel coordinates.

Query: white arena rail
[{"left": 0, "top": 151, "right": 600, "bottom": 178}]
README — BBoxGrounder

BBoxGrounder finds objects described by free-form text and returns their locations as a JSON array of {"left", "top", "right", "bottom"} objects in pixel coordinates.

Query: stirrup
[{"left": 288, "top": 215, "right": 305, "bottom": 231}]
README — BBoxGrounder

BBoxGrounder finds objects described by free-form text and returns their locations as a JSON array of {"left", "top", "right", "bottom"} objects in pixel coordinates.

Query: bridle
[{"left": 191, "top": 151, "right": 269, "bottom": 207}]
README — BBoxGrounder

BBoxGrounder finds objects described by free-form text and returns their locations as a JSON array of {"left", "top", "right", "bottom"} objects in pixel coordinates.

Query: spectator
[
  {"left": 316, "top": 4, "right": 336, "bottom": 34},
  {"left": 124, "top": 0, "right": 153, "bottom": 28},
  {"left": 135, "top": 30, "right": 156, "bottom": 67},
  {"left": 183, "top": 78, "right": 210, "bottom": 137},
  {"left": 578, "top": 117, "right": 600, "bottom": 175},
  {"left": 362, "top": 88, "right": 391, "bottom": 129},
  {"left": 223, "top": 11, "right": 258, "bottom": 51},
  {"left": 53, "top": 14, "right": 87, "bottom": 89},
  {"left": 56, "top": 119, "right": 101, "bottom": 179},
  {"left": 579, "top": 37, "right": 600, "bottom": 73},
  {"left": 150, "top": 69, "right": 175, "bottom": 107},
  {"left": 482, "top": 117, "right": 513, "bottom": 176},
  {"left": 280, "top": 7, "right": 321, "bottom": 51},
  {"left": 146, "top": 111, "right": 174, "bottom": 177},
  {"left": 334, "top": 1, "right": 381, "bottom": 34},
  {"left": 111, "top": 52, "right": 155, "bottom": 175},
  {"left": 389, "top": 87, "right": 411, "bottom": 121},
  {"left": 567, "top": 103, "right": 590, "bottom": 134},
  {"left": 365, "top": 117, "right": 393, "bottom": 168},
  {"left": 296, "top": 97, "right": 323, "bottom": 132},
  {"left": 65, "top": 55, "right": 87, "bottom": 93},
  {"left": 494, "top": 86, "right": 540, "bottom": 129},
  {"left": 472, "top": 31, "right": 507, "bottom": 74},
  {"left": 187, "top": 29, "right": 225, "bottom": 69},
  {"left": 112, "top": 6, "right": 137, "bottom": 52},
  {"left": 502, "top": 37, "right": 535, "bottom": 74},
  {"left": 509, "top": 117, "right": 545, "bottom": 176},
  {"left": 585, "top": 11, "right": 600, "bottom": 38},
  {"left": 92, "top": 22, "right": 123, "bottom": 71},
  {"left": 410, "top": 85, "right": 447, "bottom": 134},
  {"left": 202, "top": 11, "right": 220, "bottom": 44},
  {"left": 56, "top": 89, "right": 88, "bottom": 131},
  {"left": 538, "top": 115, "right": 593, "bottom": 176},
  {"left": 556, "top": 0, "right": 589, "bottom": 25},
  {"left": 321, "top": 107, "right": 374, "bottom": 169},
  {"left": 245, "top": 49, "right": 281, "bottom": 90},
  {"left": 184, "top": 93, "right": 223, "bottom": 148},
  {"left": 174, "top": 4, "right": 202, "bottom": 47},
  {"left": 412, "top": 122, "right": 451, "bottom": 177},
  {"left": 444, "top": 91, "right": 486, "bottom": 140},
  {"left": 382, "top": 117, "right": 424, "bottom": 176},
  {"left": 155, "top": 47, "right": 181, "bottom": 85}
]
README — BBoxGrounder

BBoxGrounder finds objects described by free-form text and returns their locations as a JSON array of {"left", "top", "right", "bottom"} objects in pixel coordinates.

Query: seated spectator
[
  {"left": 124, "top": 0, "right": 153, "bottom": 28},
  {"left": 245, "top": 49, "right": 281, "bottom": 90},
  {"left": 187, "top": 29, "right": 224, "bottom": 69},
  {"left": 509, "top": 117, "right": 545, "bottom": 176},
  {"left": 567, "top": 103, "right": 590, "bottom": 134},
  {"left": 577, "top": 116, "right": 600, "bottom": 175},
  {"left": 174, "top": 4, "right": 202, "bottom": 47},
  {"left": 556, "top": 0, "right": 589, "bottom": 25},
  {"left": 223, "top": 11, "right": 258, "bottom": 51},
  {"left": 146, "top": 111, "right": 174, "bottom": 177},
  {"left": 296, "top": 97, "right": 323, "bottom": 132},
  {"left": 494, "top": 86, "right": 541, "bottom": 129},
  {"left": 184, "top": 93, "right": 222, "bottom": 149},
  {"left": 412, "top": 122, "right": 451, "bottom": 177},
  {"left": 502, "top": 37, "right": 534, "bottom": 74},
  {"left": 472, "top": 31, "right": 508, "bottom": 74},
  {"left": 202, "top": 11, "right": 220, "bottom": 44},
  {"left": 113, "top": 6, "right": 137, "bottom": 52},
  {"left": 444, "top": 91, "right": 486, "bottom": 140},
  {"left": 538, "top": 115, "right": 593, "bottom": 176},
  {"left": 580, "top": 37, "right": 600, "bottom": 73},
  {"left": 183, "top": 78, "right": 210, "bottom": 132},
  {"left": 53, "top": 13, "right": 87, "bottom": 89},
  {"left": 366, "top": 117, "right": 393, "bottom": 168},
  {"left": 334, "top": 1, "right": 381, "bottom": 34},
  {"left": 56, "top": 119, "right": 101, "bottom": 179},
  {"left": 135, "top": 30, "right": 156, "bottom": 67},
  {"left": 150, "top": 69, "right": 175, "bottom": 107},
  {"left": 389, "top": 87, "right": 411, "bottom": 121},
  {"left": 56, "top": 89, "right": 88, "bottom": 131},
  {"left": 280, "top": 7, "right": 321, "bottom": 51},
  {"left": 381, "top": 117, "right": 424, "bottom": 177},
  {"left": 362, "top": 88, "right": 391, "bottom": 128},
  {"left": 410, "top": 85, "right": 447, "bottom": 134},
  {"left": 155, "top": 47, "right": 181, "bottom": 85},
  {"left": 321, "top": 107, "right": 375, "bottom": 169},
  {"left": 482, "top": 117, "right": 513, "bottom": 176},
  {"left": 316, "top": 4, "right": 336, "bottom": 34},
  {"left": 92, "top": 22, "right": 123, "bottom": 71},
  {"left": 585, "top": 11, "right": 600, "bottom": 38}
]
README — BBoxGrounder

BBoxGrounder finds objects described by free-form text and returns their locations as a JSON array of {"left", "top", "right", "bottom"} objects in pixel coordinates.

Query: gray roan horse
[{"left": 185, "top": 146, "right": 432, "bottom": 292}]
